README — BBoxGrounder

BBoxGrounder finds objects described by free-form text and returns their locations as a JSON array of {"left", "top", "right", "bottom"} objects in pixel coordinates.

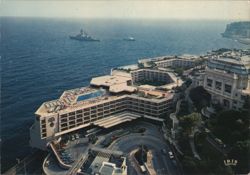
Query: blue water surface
[
  {"left": 77, "top": 90, "right": 104, "bottom": 101},
  {"left": 1, "top": 17, "right": 248, "bottom": 172}
]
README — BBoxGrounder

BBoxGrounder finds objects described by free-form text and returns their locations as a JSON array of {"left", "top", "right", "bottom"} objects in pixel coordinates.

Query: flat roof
[
  {"left": 111, "top": 70, "right": 132, "bottom": 78},
  {"left": 138, "top": 88, "right": 170, "bottom": 98},
  {"left": 139, "top": 54, "right": 197, "bottom": 64},
  {"left": 90, "top": 75, "right": 131, "bottom": 87},
  {"left": 91, "top": 75, "right": 136, "bottom": 93},
  {"left": 99, "top": 164, "right": 115, "bottom": 175},
  {"left": 109, "top": 83, "right": 137, "bottom": 93},
  {"left": 139, "top": 84, "right": 156, "bottom": 90},
  {"left": 88, "top": 152, "right": 110, "bottom": 174},
  {"left": 216, "top": 57, "right": 250, "bottom": 66}
]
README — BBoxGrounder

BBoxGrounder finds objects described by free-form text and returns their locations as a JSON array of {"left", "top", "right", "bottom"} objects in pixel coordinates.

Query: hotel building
[
  {"left": 30, "top": 66, "right": 178, "bottom": 150},
  {"left": 155, "top": 58, "right": 195, "bottom": 68},
  {"left": 203, "top": 54, "right": 250, "bottom": 109},
  {"left": 131, "top": 69, "right": 174, "bottom": 84},
  {"left": 138, "top": 55, "right": 197, "bottom": 69}
]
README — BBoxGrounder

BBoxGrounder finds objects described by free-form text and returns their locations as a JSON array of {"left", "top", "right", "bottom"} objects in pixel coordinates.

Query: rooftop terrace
[
  {"left": 90, "top": 75, "right": 136, "bottom": 93},
  {"left": 36, "top": 87, "right": 173, "bottom": 116},
  {"left": 36, "top": 87, "right": 107, "bottom": 115}
]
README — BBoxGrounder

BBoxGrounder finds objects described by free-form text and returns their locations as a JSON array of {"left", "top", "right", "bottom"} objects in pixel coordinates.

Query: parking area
[{"left": 44, "top": 119, "right": 179, "bottom": 175}]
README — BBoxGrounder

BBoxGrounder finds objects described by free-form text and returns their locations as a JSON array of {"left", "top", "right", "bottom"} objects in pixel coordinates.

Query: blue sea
[{"left": 1, "top": 17, "right": 248, "bottom": 172}]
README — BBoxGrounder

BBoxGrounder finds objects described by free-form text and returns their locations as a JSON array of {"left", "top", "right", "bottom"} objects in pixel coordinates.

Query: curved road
[{"left": 109, "top": 132, "right": 179, "bottom": 175}]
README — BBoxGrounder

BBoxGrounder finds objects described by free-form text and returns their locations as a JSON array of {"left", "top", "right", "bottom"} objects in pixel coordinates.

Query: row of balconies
[
  {"left": 60, "top": 100, "right": 168, "bottom": 119},
  {"left": 156, "top": 61, "right": 193, "bottom": 68},
  {"left": 59, "top": 105, "right": 168, "bottom": 126},
  {"left": 60, "top": 108, "right": 170, "bottom": 131},
  {"left": 60, "top": 104, "right": 168, "bottom": 121},
  {"left": 41, "top": 119, "right": 47, "bottom": 138},
  {"left": 40, "top": 96, "right": 173, "bottom": 136},
  {"left": 43, "top": 104, "right": 172, "bottom": 136},
  {"left": 60, "top": 109, "right": 127, "bottom": 131},
  {"left": 59, "top": 104, "right": 171, "bottom": 126}
]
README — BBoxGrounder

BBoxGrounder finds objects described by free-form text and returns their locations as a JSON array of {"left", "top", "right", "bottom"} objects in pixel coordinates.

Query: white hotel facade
[{"left": 30, "top": 65, "right": 180, "bottom": 150}]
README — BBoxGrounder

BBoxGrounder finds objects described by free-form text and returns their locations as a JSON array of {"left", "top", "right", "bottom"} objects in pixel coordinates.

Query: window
[
  {"left": 241, "top": 95, "right": 246, "bottom": 101},
  {"left": 76, "top": 110, "right": 82, "bottom": 114},
  {"left": 61, "top": 123, "right": 67, "bottom": 127},
  {"left": 36, "top": 116, "right": 40, "bottom": 121},
  {"left": 207, "top": 78, "right": 213, "bottom": 87},
  {"left": 69, "top": 116, "right": 75, "bottom": 120},
  {"left": 41, "top": 119, "right": 46, "bottom": 124},
  {"left": 84, "top": 112, "right": 90, "bottom": 116},
  {"left": 61, "top": 118, "right": 67, "bottom": 123},
  {"left": 69, "top": 121, "right": 75, "bottom": 125},
  {"left": 84, "top": 108, "right": 90, "bottom": 111},
  {"left": 224, "top": 84, "right": 232, "bottom": 94},
  {"left": 61, "top": 114, "right": 67, "bottom": 118},
  {"left": 61, "top": 127, "right": 68, "bottom": 131},
  {"left": 215, "top": 81, "right": 222, "bottom": 90},
  {"left": 76, "top": 119, "right": 83, "bottom": 124},
  {"left": 84, "top": 117, "right": 90, "bottom": 120},
  {"left": 223, "top": 99, "right": 230, "bottom": 108},
  {"left": 69, "top": 112, "right": 75, "bottom": 116},
  {"left": 76, "top": 114, "right": 82, "bottom": 118}
]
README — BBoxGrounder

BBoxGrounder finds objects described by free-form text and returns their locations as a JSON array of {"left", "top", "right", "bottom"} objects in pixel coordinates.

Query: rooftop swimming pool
[{"left": 77, "top": 90, "right": 105, "bottom": 102}]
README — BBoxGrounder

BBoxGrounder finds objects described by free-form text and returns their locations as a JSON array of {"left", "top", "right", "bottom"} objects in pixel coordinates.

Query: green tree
[
  {"left": 174, "top": 67, "right": 184, "bottom": 76},
  {"left": 212, "top": 110, "right": 249, "bottom": 144},
  {"left": 180, "top": 113, "right": 201, "bottom": 135},
  {"left": 229, "top": 140, "right": 250, "bottom": 174},
  {"left": 189, "top": 86, "right": 211, "bottom": 111},
  {"left": 182, "top": 156, "right": 198, "bottom": 173}
]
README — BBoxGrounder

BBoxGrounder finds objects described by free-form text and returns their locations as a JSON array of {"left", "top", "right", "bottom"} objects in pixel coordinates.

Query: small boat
[{"left": 123, "top": 37, "right": 135, "bottom": 41}]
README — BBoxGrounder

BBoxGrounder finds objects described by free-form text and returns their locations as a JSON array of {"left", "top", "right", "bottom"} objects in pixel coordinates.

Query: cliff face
[{"left": 222, "top": 22, "right": 250, "bottom": 38}]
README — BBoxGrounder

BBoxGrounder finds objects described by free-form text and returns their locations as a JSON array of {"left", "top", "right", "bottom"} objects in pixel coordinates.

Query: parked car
[
  {"left": 215, "top": 138, "right": 223, "bottom": 145},
  {"left": 168, "top": 151, "right": 174, "bottom": 159}
]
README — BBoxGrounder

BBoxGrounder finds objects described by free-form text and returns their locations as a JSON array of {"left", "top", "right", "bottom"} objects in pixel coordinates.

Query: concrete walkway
[{"left": 189, "top": 129, "right": 201, "bottom": 160}]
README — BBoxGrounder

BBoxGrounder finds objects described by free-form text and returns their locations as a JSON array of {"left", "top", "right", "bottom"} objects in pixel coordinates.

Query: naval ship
[{"left": 69, "top": 29, "right": 100, "bottom": 42}]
